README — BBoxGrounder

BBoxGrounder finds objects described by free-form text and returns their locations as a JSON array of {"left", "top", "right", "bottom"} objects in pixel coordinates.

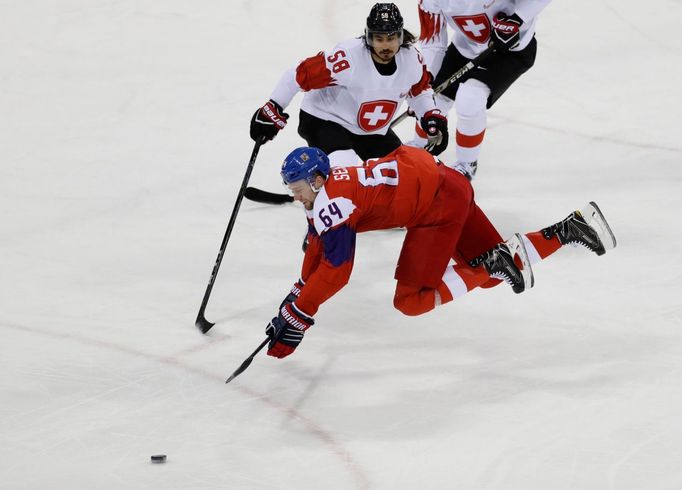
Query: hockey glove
[
  {"left": 250, "top": 100, "right": 289, "bottom": 142},
  {"left": 420, "top": 109, "right": 449, "bottom": 156},
  {"left": 278, "top": 279, "right": 305, "bottom": 309},
  {"left": 265, "top": 303, "right": 314, "bottom": 359},
  {"left": 491, "top": 12, "right": 523, "bottom": 51}
]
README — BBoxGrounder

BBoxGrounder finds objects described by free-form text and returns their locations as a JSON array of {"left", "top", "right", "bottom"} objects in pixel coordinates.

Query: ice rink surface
[{"left": 1, "top": 1, "right": 681, "bottom": 488}]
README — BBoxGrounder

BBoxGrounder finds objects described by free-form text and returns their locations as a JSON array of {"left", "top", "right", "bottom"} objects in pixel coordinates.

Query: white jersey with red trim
[
  {"left": 269, "top": 37, "right": 436, "bottom": 136},
  {"left": 418, "top": 0, "right": 551, "bottom": 75}
]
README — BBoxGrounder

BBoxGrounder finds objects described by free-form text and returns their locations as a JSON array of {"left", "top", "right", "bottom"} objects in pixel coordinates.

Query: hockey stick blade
[
  {"left": 244, "top": 187, "right": 294, "bottom": 205},
  {"left": 225, "top": 337, "right": 270, "bottom": 384},
  {"left": 195, "top": 312, "right": 215, "bottom": 334}
]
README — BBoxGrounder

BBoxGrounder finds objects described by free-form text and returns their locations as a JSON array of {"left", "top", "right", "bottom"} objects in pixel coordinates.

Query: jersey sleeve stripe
[
  {"left": 295, "top": 52, "right": 337, "bottom": 91},
  {"left": 418, "top": 1, "right": 443, "bottom": 43}
]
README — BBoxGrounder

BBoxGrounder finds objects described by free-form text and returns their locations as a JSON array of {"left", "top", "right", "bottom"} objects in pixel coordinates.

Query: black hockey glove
[
  {"left": 265, "top": 303, "right": 314, "bottom": 359},
  {"left": 420, "top": 109, "right": 449, "bottom": 156},
  {"left": 250, "top": 100, "right": 289, "bottom": 142},
  {"left": 491, "top": 12, "right": 523, "bottom": 51}
]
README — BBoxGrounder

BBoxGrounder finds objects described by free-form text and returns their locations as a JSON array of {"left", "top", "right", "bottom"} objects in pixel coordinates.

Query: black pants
[
  {"left": 297, "top": 110, "right": 402, "bottom": 160},
  {"left": 435, "top": 37, "right": 537, "bottom": 108}
]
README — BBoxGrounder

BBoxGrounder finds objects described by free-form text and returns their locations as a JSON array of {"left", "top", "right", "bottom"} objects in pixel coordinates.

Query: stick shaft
[
  {"left": 225, "top": 337, "right": 271, "bottom": 384},
  {"left": 195, "top": 139, "right": 264, "bottom": 332}
]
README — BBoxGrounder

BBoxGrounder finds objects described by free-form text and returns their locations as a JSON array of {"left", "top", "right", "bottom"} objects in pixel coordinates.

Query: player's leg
[
  {"left": 453, "top": 38, "right": 537, "bottom": 178},
  {"left": 392, "top": 168, "right": 530, "bottom": 315},
  {"left": 394, "top": 201, "right": 616, "bottom": 315},
  {"left": 393, "top": 264, "right": 488, "bottom": 316},
  {"left": 394, "top": 233, "right": 533, "bottom": 316},
  {"left": 450, "top": 79, "right": 489, "bottom": 179},
  {"left": 297, "top": 111, "right": 360, "bottom": 167},
  {"left": 523, "top": 201, "right": 617, "bottom": 264}
]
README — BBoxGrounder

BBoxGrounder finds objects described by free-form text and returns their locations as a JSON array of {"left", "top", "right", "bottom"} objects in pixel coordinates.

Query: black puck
[{"left": 151, "top": 454, "right": 167, "bottom": 464}]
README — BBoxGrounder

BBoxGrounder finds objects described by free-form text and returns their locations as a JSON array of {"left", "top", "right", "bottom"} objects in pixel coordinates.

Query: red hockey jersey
[{"left": 295, "top": 146, "right": 444, "bottom": 315}]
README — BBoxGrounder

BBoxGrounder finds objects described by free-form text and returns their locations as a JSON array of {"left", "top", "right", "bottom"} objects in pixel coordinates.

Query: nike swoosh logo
[{"left": 483, "top": 0, "right": 495, "bottom": 8}]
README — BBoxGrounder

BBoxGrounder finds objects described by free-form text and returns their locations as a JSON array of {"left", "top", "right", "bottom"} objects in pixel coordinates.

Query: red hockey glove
[
  {"left": 250, "top": 100, "right": 289, "bottom": 142},
  {"left": 491, "top": 12, "right": 523, "bottom": 51},
  {"left": 420, "top": 109, "right": 449, "bottom": 155},
  {"left": 278, "top": 279, "right": 305, "bottom": 309},
  {"left": 265, "top": 303, "right": 314, "bottom": 359}
]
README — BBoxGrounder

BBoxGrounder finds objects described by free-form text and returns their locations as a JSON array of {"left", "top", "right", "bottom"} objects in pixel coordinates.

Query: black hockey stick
[
  {"left": 195, "top": 138, "right": 265, "bottom": 334},
  {"left": 225, "top": 337, "right": 270, "bottom": 384},
  {"left": 244, "top": 186, "right": 294, "bottom": 205},
  {"left": 388, "top": 45, "right": 496, "bottom": 129}
]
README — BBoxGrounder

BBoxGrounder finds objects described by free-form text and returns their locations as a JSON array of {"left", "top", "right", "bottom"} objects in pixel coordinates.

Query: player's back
[{"left": 315, "top": 146, "right": 443, "bottom": 234}]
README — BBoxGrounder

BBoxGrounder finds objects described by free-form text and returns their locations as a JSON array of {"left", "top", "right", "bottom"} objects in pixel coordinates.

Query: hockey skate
[
  {"left": 452, "top": 161, "right": 477, "bottom": 181},
  {"left": 541, "top": 201, "right": 617, "bottom": 256},
  {"left": 470, "top": 233, "right": 534, "bottom": 294}
]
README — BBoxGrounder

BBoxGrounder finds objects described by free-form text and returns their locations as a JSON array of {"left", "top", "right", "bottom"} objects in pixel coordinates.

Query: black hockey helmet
[{"left": 365, "top": 3, "right": 404, "bottom": 46}]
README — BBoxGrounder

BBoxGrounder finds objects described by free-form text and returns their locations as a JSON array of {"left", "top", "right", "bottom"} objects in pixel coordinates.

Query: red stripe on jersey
[
  {"left": 418, "top": 1, "right": 442, "bottom": 43},
  {"left": 408, "top": 64, "right": 432, "bottom": 97},
  {"left": 456, "top": 129, "right": 486, "bottom": 148},
  {"left": 415, "top": 122, "right": 428, "bottom": 138},
  {"left": 295, "top": 52, "right": 337, "bottom": 91}
]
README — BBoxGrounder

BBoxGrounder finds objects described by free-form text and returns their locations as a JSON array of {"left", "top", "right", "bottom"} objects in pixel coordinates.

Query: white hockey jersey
[
  {"left": 269, "top": 37, "right": 436, "bottom": 136},
  {"left": 418, "top": 0, "right": 551, "bottom": 76}
]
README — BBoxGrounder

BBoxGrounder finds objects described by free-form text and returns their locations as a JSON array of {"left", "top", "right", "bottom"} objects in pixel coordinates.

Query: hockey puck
[{"left": 151, "top": 454, "right": 167, "bottom": 464}]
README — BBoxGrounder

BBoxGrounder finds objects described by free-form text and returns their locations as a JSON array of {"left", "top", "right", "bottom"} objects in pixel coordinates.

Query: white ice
[{"left": 1, "top": 1, "right": 682, "bottom": 489}]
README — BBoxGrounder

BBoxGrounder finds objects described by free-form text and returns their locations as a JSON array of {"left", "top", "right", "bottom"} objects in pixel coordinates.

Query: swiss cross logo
[
  {"left": 357, "top": 100, "right": 397, "bottom": 132},
  {"left": 453, "top": 14, "right": 491, "bottom": 43}
]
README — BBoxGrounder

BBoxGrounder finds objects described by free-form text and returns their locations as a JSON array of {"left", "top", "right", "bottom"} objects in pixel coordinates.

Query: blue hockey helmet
[{"left": 281, "top": 147, "right": 330, "bottom": 186}]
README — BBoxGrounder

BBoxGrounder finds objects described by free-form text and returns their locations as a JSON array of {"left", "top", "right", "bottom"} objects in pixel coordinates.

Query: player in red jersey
[{"left": 265, "top": 145, "right": 616, "bottom": 359}]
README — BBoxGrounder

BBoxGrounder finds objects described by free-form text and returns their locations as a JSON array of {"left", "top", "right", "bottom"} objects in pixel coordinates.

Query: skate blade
[
  {"left": 582, "top": 201, "right": 617, "bottom": 251},
  {"left": 506, "top": 233, "right": 535, "bottom": 291}
]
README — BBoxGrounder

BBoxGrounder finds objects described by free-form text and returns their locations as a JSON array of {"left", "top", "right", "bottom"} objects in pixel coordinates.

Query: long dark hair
[{"left": 401, "top": 28, "right": 416, "bottom": 46}]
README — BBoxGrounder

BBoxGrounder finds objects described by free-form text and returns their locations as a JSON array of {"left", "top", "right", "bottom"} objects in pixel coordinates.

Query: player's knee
[
  {"left": 393, "top": 291, "right": 431, "bottom": 316},
  {"left": 393, "top": 297, "right": 422, "bottom": 316},
  {"left": 455, "top": 80, "right": 490, "bottom": 118}
]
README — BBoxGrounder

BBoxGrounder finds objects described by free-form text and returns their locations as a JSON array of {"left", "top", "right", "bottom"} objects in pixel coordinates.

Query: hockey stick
[
  {"left": 225, "top": 337, "right": 270, "bottom": 384},
  {"left": 388, "top": 45, "right": 496, "bottom": 130},
  {"left": 195, "top": 138, "right": 265, "bottom": 334},
  {"left": 244, "top": 186, "right": 294, "bottom": 205}
]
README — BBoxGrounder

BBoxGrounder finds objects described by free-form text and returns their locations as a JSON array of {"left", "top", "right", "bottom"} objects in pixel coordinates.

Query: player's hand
[
  {"left": 420, "top": 109, "right": 449, "bottom": 155},
  {"left": 278, "top": 279, "right": 305, "bottom": 309},
  {"left": 250, "top": 100, "right": 289, "bottom": 143},
  {"left": 491, "top": 12, "right": 523, "bottom": 51},
  {"left": 265, "top": 303, "right": 314, "bottom": 359}
]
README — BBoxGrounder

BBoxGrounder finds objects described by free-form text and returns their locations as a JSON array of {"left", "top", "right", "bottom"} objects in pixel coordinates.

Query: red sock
[{"left": 526, "top": 231, "right": 561, "bottom": 259}]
